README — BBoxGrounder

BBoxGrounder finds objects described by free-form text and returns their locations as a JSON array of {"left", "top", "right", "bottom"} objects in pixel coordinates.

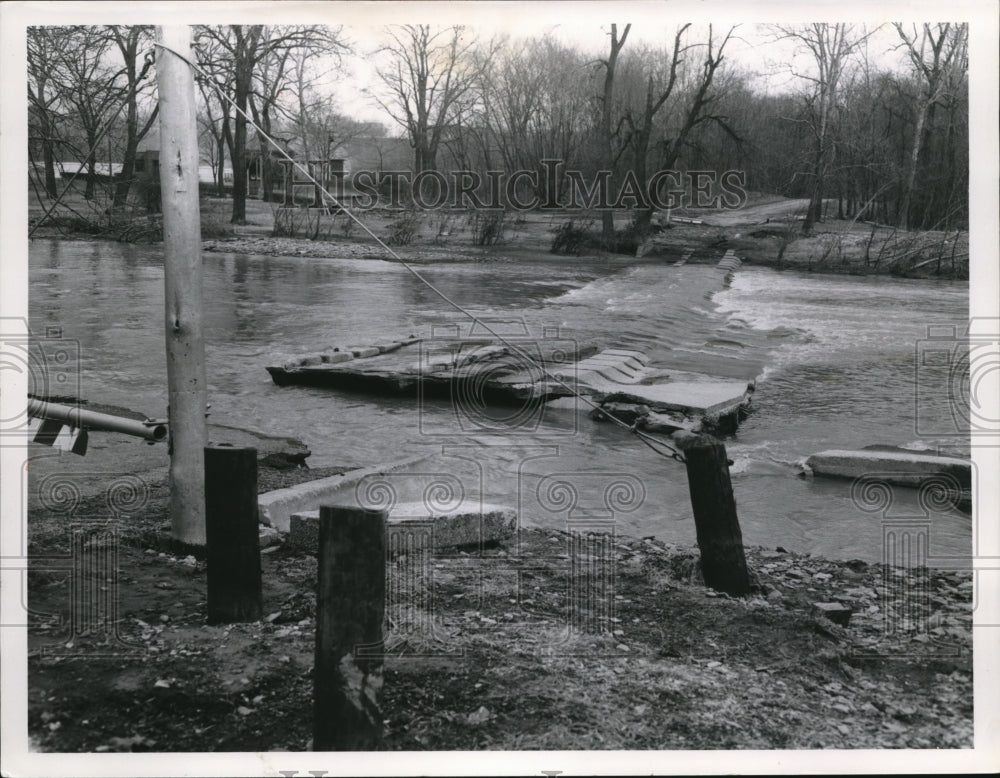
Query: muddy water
[{"left": 28, "top": 239, "right": 971, "bottom": 563}]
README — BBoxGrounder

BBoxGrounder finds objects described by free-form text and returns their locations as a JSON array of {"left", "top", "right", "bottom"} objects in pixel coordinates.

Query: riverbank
[
  {"left": 27, "top": 463, "right": 972, "bottom": 752},
  {"left": 198, "top": 197, "right": 969, "bottom": 279},
  {"left": 29, "top": 190, "right": 968, "bottom": 279}
]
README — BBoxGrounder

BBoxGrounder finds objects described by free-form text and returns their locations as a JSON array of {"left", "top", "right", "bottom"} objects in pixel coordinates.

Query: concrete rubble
[{"left": 286, "top": 500, "right": 517, "bottom": 555}]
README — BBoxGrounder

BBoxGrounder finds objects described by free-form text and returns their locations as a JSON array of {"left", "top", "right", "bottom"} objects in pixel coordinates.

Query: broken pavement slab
[
  {"left": 257, "top": 454, "right": 431, "bottom": 533},
  {"left": 717, "top": 250, "right": 741, "bottom": 271},
  {"left": 580, "top": 370, "right": 753, "bottom": 419},
  {"left": 267, "top": 341, "right": 754, "bottom": 429},
  {"left": 804, "top": 448, "right": 971, "bottom": 488},
  {"left": 556, "top": 349, "right": 752, "bottom": 420},
  {"left": 557, "top": 349, "right": 649, "bottom": 385},
  {"left": 287, "top": 500, "right": 517, "bottom": 554}
]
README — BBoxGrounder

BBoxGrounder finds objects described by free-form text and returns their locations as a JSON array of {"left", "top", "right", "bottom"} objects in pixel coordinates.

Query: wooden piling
[
  {"left": 204, "top": 445, "right": 262, "bottom": 624},
  {"left": 156, "top": 26, "right": 208, "bottom": 545},
  {"left": 313, "top": 505, "right": 387, "bottom": 751},
  {"left": 678, "top": 433, "right": 751, "bottom": 596}
]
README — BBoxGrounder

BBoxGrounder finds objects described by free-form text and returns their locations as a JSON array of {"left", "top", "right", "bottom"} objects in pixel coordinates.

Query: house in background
[
  {"left": 133, "top": 134, "right": 163, "bottom": 212},
  {"left": 136, "top": 128, "right": 231, "bottom": 207}
]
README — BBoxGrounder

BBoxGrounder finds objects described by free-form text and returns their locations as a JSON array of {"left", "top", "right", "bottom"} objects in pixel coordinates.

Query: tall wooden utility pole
[{"left": 156, "top": 26, "right": 208, "bottom": 545}]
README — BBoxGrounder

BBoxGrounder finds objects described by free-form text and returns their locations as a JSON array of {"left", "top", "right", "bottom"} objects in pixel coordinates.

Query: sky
[{"left": 323, "top": 21, "right": 910, "bottom": 131}]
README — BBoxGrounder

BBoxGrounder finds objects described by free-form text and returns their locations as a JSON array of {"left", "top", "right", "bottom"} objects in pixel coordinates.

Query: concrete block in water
[
  {"left": 287, "top": 501, "right": 516, "bottom": 555},
  {"left": 805, "top": 449, "right": 971, "bottom": 488},
  {"left": 605, "top": 379, "right": 751, "bottom": 417},
  {"left": 641, "top": 410, "right": 699, "bottom": 434}
]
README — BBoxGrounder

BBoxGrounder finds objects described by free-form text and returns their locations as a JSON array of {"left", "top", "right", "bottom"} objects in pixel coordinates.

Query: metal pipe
[{"left": 28, "top": 398, "right": 167, "bottom": 443}]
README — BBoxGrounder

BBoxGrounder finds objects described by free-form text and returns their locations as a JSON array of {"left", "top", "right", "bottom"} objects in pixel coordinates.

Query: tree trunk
[
  {"left": 84, "top": 130, "right": 98, "bottom": 200},
  {"left": 917, "top": 101, "right": 939, "bottom": 229},
  {"left": 231, "top": 81, "right": 249, "bottom": 223},
  {"left": 600, "top": 26, "right": 629, "bottom": 248},
  {"left": 112, "top": 31, "right": 140, "bottom": 210},
  {"left": 34, "top": 74, "right": 59, "bottom": 198},
  {"left": 631, "top": 123, "right": 653, "bottom": 230},
  {"left": 803, "top": 134, "right": 826, "bottom": 234},
  {"left": 230, "top": 30, "right": 257, "bottom": 224},
  {"left": 216, "top": 130, "right": 226, "bottom": 197},
  {"left": 898, "top": 99, "right": 928, "bottom": 230},
  {"left": 260, "top": 111, "right": 274, "bottom": 202},
  {"left": 42, "top": 136, "right": 58, "bottom": 198}
]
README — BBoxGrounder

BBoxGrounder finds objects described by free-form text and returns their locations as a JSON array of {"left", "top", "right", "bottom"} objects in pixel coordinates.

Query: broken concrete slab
[
  {"left": 257, "top": 454, "right": 430, "bottom": 533},
  {"left": 287, "top": 511, "right": 321, "bottom": 553},
  {"left": 804, "top": 449, "right": 971, "bottom": 488},
  {"left": 287, "top": 501, "right": 517, "bottom": 554},
  {"left": 258, "top": 525, "right": 282, "bottom": 549},
  {"left": 813, "top": 601, "right": 852, "bottom": 627},
  {"left": 591, "top": 402, "right": 651, "bottom": 425},
  {"left": 601, "top": 348, "right": 649, "bottom": 365},
  {"left": 585, "top": 376, "right": 752, "bottom": 418},
  {"left": 267, "top": 340, "right": 753, "bottom": 430},
  {"left": 553, "top": 350, "right": 751, "bottom": 420},
  {"left": 554, "top": 349, "right": 649, "bottom": 386},
  {"left": 266, "top": 339, "right": 576, "bottom": 404},
  {"left": 207, "top": 423, "right": 311, "bottom": 467},
  {"left": 717, "top": 250, "right": 741, "bottom": 269},
  {"left": 640, "top": 410, "right": 700, "bottom": 434}
]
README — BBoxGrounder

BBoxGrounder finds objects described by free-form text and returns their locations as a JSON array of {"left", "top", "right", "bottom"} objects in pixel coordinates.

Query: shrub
[
  {"left": 612, "top": 215, "right": 661, "bottom": 256},
  {"left": 386, "top": 210, "right": 421, "bottom": 246},
  {"left": 471, "top": 210, "right": 505, "bottom": 246},
  {"left": 550, "top": 219, "right": 597, "bottom": 255}
]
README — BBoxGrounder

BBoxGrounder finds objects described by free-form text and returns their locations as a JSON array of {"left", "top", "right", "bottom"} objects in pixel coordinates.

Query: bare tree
[
  {"left": 893, "top": 23, "right": 967, "bottom": 229},
  {"left": 196, "top": 25, "right": 341, "bottom": 222},
  {"left": 775, "top": 23, "right": 872, "bottom": 233},
  {"left": 271, "top": 33, "right": 357, "bottom": 163},
  {"left": 27, "top": 27, "right": 67, "bottom": 198},
  {"left": 372, "top": 25, "right": 498, "bottom": 175},
  {"left": 46, "top": 26, "right": 122, "bottom": 200},
  {"left": 194, "top": 32, "right": 235, "bottom": 196},
  {"left": 109, "top": 26, "right": 158, "bottom": 209},
  {"left": 615, "top": 25, "right": 739, "bottom": 228},
  {"left": 248, "top": 26, "right": 346, "bottom": 201},
  {"left": 598, "top": 23, "right": 630, "bottom": 244},
  {"left": 199, "top": 25, "right": 262, "bottom": 222},
  {"left": 476, "top": 35, "right": 593, "bottom": 179}
]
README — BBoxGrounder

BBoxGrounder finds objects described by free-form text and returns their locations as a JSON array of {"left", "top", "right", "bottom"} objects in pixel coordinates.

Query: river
[{"left": 28, "top": 239, "right": 971, "bottom": 563}]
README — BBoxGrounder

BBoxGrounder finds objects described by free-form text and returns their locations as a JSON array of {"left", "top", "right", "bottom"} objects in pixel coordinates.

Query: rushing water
[{"left": 27, "top": 239, "right": 972, "bottom": 563}]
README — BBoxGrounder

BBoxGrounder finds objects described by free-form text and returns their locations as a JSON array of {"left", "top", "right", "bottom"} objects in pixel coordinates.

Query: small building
[
  {"left": 135, "top": 128, "right": 240, "bottom": 209},
  {"left": 134, "top": 133, "right": 162, "bottom": 212}
]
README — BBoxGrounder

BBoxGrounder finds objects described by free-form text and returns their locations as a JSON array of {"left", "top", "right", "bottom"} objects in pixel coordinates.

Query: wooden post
[
  {"left": 157, "top": 26, "right": 208, "bottom": 545},
  {"left": 678, "top": 434, "right": 751, "bottom": 596},
  {"left": 204, "top": 445, "right": 261, "bottom": 624},
  {"left": 314, "top": 505, "right": 387, "bottom": 751}
]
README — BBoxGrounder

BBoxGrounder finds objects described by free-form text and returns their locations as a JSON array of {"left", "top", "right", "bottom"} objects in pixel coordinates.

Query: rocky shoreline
[{"left": 27, "top": 461, "right": 973, "bottom": 751}]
